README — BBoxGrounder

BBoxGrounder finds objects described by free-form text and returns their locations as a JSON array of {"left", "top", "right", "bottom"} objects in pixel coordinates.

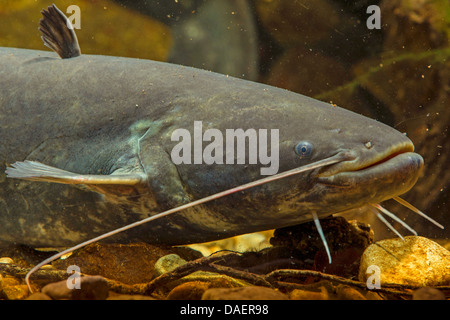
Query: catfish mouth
[{"left": 317, "top": 142, "right": 423, "bottom": 187}]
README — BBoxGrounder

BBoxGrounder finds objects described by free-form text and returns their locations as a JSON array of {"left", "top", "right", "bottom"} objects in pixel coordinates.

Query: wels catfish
[{"left": 1, "top": 5, "right": 441, "bottom": 259}]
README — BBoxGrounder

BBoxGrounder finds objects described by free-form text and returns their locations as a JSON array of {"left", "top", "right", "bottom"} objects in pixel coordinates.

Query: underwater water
[{"left": 0, "top": 0, "right": 448, "bottom": 301}]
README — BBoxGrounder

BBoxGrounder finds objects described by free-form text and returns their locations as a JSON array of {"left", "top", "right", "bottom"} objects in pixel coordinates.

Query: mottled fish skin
[{"left": 0, "top": 45, "right": 423, "bottom": 247}]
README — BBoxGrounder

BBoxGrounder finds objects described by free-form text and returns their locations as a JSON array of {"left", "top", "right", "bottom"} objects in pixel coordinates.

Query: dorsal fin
[{"left": 38, "top": 4, "right": 81, "bottom": 59}]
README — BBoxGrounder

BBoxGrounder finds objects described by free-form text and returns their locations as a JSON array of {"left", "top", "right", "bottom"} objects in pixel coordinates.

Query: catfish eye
[{"left": 294, "top": 141, "right": 313, "bottom": 158}]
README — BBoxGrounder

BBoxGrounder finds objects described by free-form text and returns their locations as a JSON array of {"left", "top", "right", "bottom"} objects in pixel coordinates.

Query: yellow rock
[
  {"left": 1, "top": 275, "right": 21, "bottom": 287},
  {"left": 154, "top": 254, "right": 187, "bottom": 277},
  {"left": 167, "top": 281, "right": 211, "bottom": 300},
  {"left": 359, "top": 236, "right": 450, "bottom": 287},
  {"left": 0, "top": 275, "right": 29, "bottom": 300},
  {"left": 2, "top": 285, "right": 29, "bottom": 300},
  {"left": 0, "top": 257, "right": 14, "bottom": 264},
  {"left": 336, "top": 285, "right": 366, "bottom": 300}
]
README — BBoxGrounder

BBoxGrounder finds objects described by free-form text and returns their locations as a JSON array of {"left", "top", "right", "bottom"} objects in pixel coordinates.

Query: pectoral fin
[
  {"left": 6, "top": 160, "right": 147, "bottom": 185},
  {"left": 6, "top": 160, "right": 156, "bottom": 214}
]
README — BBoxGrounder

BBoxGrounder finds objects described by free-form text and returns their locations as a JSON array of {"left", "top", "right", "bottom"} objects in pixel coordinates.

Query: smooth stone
[
  {"left": 289, "top": 286, "right": 329, "bottom": 300},
  {"left": 202, "top": 286, "right": 288, "bottom": 300},
  {"left": 167, "top": 281, "right": 211, "bottom": 300},
  {"left": 166, "top": 271, "right": 249, "bottom": 294},
  {"left": 154, "top": 254, "right": 187, "bottom": 277},
  {"left": 336, "top": 285, "right": 366, "bottom": 300},
  {"left": 42, "top": 275, "right": 109, "bottom": 300},
  {"left": 0, "top": 257, "right": 14, "bottom": 264},
  {"left": 359, "top": 236, "right": 450, "bottom": 286},
  {"left": 26, "top": 292, "right": 52, "bottom": 300}
]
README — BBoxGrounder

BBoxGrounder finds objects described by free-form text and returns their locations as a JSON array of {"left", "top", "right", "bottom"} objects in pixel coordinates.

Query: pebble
[
  {"left": 202, "top": 286, "right": 288, "bottom": 300},
  {"left": 168, "top": 271, "right": 249, "bottom": 293},
  {"left": 0, "top": 257, "right": 14, "bottom": 264},
  {"left": 336, "top": 285, "right": 366, "bottom": 300},
  {"left": 153, "top": 253, "right": 250, "bottom": 294},
  {"left": 42, "top": 275, "right": 109, "bottom": 300},
  {"left": 359, "top": 236, "right": 450, "bottom": 286},
  {"left": 289, "top": 286, "right": 329, "bottom": 300},
  {"left": 154, "top": 254, "right": 187, "bottom": 277},
  {"left": 26, "top": 292, "right": 52, "bottom": 300},
  {"left": 167, "top": 281, "right": 211, "bottom": 300}
]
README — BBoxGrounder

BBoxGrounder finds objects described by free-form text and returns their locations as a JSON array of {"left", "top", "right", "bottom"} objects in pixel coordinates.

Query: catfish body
[{"left": 0, "top": 46, "right": 422, "bottom": 247}]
